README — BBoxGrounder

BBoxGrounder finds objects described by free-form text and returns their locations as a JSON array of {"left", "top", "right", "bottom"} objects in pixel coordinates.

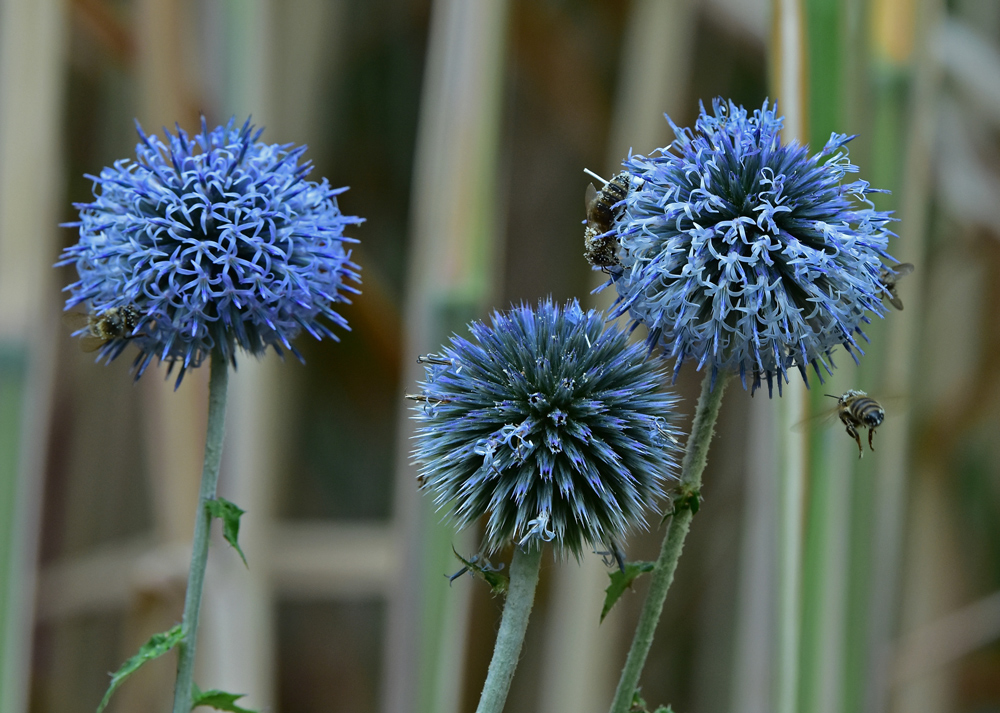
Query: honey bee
[
  {"left": 64, "top": 305, "right": 141, "bottom": 352},
  {"left": 583, "top": 169, "right": 630, "bottom": 269},
  {"left": 828, "top": 389, "right": 885, "bottom": 458},
  {"left": 879, "top": 262, "right": 915, "bottom": 310}
]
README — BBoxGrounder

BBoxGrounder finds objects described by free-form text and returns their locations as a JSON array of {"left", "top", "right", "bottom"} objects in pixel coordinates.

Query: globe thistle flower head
[
  {"left": 410, "top": 299, "right": 683, "bottom": 557},
  {"left": 609, "top": 98, "right": 898, "bottom": 396},
  {"left": 59, "top": 117, "right": 363, "bottom": 385}
]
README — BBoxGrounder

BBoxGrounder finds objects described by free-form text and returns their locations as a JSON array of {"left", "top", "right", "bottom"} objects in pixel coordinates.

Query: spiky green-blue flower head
[
  {"left": 410, "top": 299, "right": 683, "bottom": 557},
  {"left": 59, "top": 117, "right": 363, "bottom": 384},
  {"left": 608, "top": 99, "right": 898, "bottom": 396}
]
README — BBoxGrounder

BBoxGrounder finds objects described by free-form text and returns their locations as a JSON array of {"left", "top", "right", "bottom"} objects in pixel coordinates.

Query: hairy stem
[
  {"left": 474, "top": 544, "right": 544, "bottom": 713},
  {"left": 171, "top": 355, "right": 229, "bottom": 713},
  {"left": 608, "top": 372, "right": 730, "bottom": 713}
]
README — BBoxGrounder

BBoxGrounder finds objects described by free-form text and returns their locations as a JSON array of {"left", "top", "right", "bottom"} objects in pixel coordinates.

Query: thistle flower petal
[
  {"left": 58, "top": 117, "right": 363, "bottom": 383},
  {"left": 411, "top": 299, "right": 683, "bottom": 557},
  {"left": 608, "top": 99, "right": 898, "bottom": 395}
]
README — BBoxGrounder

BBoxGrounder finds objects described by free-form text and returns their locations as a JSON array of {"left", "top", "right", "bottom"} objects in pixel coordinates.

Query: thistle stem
[
  {"left": 474, "top": 544, "right": 544, "bottom": 713},
  {"left": 608, "top": 372, "right": 730, "bottom": 713},
  {"left": 171, "top": 354, "right": 229, "bottom": 713}
]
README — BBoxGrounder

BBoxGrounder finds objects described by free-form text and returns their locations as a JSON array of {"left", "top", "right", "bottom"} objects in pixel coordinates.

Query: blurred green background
[{"left": 0, "top": 0, "right": 998, "bottom": 712}]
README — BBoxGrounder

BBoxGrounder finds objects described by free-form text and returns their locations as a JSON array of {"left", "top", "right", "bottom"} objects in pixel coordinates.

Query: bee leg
[
  {"left": 868, "top": 428, "right": 877, "bottom": 452},
  {"left": 846, "top": 423, "right": 863, "bottom": 458}
]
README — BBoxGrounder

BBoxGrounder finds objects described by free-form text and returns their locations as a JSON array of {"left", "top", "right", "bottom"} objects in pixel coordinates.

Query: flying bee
[
  {"left": 64, "top": 305, "right": 141, "bottom": 352},
  {"left": 583, "top": 169, "right": 630, "bottom": 269},
  {"left": 879, "top": 262, "right": 915, "bottom": 310},
  {"left": 828, "top": 389, "right": 885, "bottom": 458}
]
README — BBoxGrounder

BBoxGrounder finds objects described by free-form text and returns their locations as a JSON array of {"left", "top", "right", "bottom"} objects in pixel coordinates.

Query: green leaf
[
  {"left": 206, "top": 497, "right": 247, "bottom": 567},
  {"left": 652, "top": 707, "right": 675, "bottom": 713},
  {"left": 661, "top": 488, "right": 702, "bottom": 523},
  {"left": 191, "top": 683, "right": 258, "bottom": 713},
  {"left": 601, "top": 561, "right": 656, "bottom": 622},
  {"left": 629, "top": 690, "right": 648, "bottom": 712},
  {"left": 451, "top": 548, "right": 509, "bottom": 595},
  {"left": 96, "top": 625, "right": 184, "bottom": 713}
]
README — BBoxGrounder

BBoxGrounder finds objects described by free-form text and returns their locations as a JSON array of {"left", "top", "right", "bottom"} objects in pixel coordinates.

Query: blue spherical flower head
[
  {"left": 411, "top": 299, "right": 683, "bottom": 558},
  {"left": 609, "top": 99, "right": 898, "bottom": 396},
  {"left": 59, "top": 117, "right": 363, "bottom": 384}
]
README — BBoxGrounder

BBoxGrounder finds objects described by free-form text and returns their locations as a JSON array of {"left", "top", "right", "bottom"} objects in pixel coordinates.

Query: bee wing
[
  {"left": 62, "top": 310, "right": 91, "bottom": 331},
  {"left": 874, "top": 394, "right": 909, "bottom": 418},
  {"left": 791, "top": 405, "right": 842, "bottom": 433},
  {"left": 63, "top": 310, "right": 107, "bottom": 352},
  {"left": 585, "top": 182, "right": 597, "bottom": 214},
  {"left": 78, "top": 336, "right": 107, "bottom": 353},
  {"left": 890, "top": 262, "right": 915, "bottom": 279}
]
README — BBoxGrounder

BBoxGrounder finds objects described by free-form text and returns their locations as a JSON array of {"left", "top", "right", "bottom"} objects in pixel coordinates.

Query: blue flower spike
[
  {"left": 608, "top": 99, "right": 898, "bottom": 396},
  {"left": 411, "top": 299, "right": 684, "bottom": 557},
  {"left": 59, "top": 117, "right": 363, "bottom": 386}
]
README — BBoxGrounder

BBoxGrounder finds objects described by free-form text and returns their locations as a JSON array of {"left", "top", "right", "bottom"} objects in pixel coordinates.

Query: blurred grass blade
[
  {"left": 770, "top": 2, "right": 809, "bottom": 713},
  {"left": 861, "top": 0, "right": 942, "bottom": 710}
]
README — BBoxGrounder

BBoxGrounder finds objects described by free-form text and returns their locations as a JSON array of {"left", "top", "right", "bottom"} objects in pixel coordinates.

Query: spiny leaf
[
  {"left": 627, "top": 689, "right": 674, "bottom": 713},
  {"left": 450, "top": 548, "right": 508, "bottom": 595},
  {"left": 629, "top": 690, "right": 648, "bottom": 712},
  {"left": 192, "top": 683, "right": 258, "bottom": 713},
  {"left": 661, "top": 489, "right": 701, "bottom": 523},
  {"left": 601, "top": 561, "right": 656, "bottom": 622},
  {"left": 206, "top": 497, "right": 247, "bottom": 567},
  {"left": 96, "top": 624, "right": 183, "bottom": 713}
]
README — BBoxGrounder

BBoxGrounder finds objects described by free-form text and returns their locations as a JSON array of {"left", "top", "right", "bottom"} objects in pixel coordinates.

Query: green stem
[
  {"left": 474, "top": 544, "right": 544, "bottom": 713},
  {"left": 608, "top": 371, "right": 730, "bottom": 713},
  {"left": 171, "top": 354, "right": 229, "bottom": 713}
]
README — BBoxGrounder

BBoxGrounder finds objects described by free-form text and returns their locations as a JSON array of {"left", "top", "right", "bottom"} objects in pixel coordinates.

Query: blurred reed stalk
[
  {"left": 855, "top": 0, "right": 936, "bottom": 711},
  {"left": 774, "top": 0, "right": 935, "bottom": 711},
  {"left": 797, "top": 0, "right": 854, "bottom": 711},
  {"left": 0, "top": 2, "right": 64, "bottom": 712},
  {"left": 834, "top": 0, "right": 933, "bottom": 710},
  {"left": 385, "top": 2, "right": 510, "bottom": 712},
  {"left": 769, "top": 3, "right": 809, "bottom": 713}
]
